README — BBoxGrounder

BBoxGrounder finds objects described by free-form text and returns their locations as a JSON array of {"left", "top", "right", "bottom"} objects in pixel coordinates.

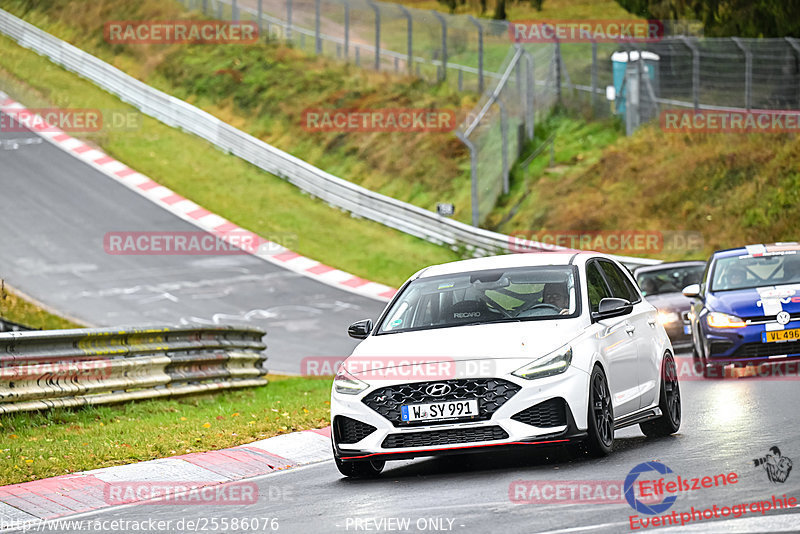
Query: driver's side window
[{"left": 586, "top": 262, "right": 612, "bottom": 313}]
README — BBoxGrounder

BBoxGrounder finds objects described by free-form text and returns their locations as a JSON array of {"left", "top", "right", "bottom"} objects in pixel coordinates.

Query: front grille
[
  {"left": 381, "top": 426, "right": 508, "bottom": 449},
  {"left": 732, "top": 342, "right": 800, "bottom": 359},
  {"left": 511, "top": 398, "right": 567, "bottom": 428},
  {"left": 744, "top": 313, "right": 800, "bottom": 325},
  {"left": 709, "top": 341, "right": 734, "bottom": 356},
  {"left": 362, "top": 378, "right": 521, "bottom": 427},
  {"left": 333, "top": 416, "right": 377, "bottom": 444}
]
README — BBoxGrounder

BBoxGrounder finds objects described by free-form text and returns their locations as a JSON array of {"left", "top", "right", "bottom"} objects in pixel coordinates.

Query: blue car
[{"left": 685, "top": 243, "right": 800, "bottom": 378}]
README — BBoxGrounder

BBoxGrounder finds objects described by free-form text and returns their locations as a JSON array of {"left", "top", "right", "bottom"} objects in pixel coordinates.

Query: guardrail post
[
  {"left": 679, "top": 36, "right": 699, "bottom": 111},
  {"left": 315, "top": 0, "right": 321, "bottom": 54},
  {"left": 367, "top": 1, "right": 380, "bottom": 71},
  {"left": 398, "top": 5, "right": 413, "bottom": 75},
  {"left": 786, "top": 37, "right": 800, "bottom": 108},
  {"left": 468, "top": 17, "right": 484, "bottom": 93},
  {"left": 432, "top": 11, "right": 447, "bottom": 82},
  {"left": 456, "top": 132, "right": 480, "bottom": 227},
  {"left": 286, "top": 0, "right": 293, "bottom": 42},
  {"left": 731, "top": 37, "right": 751, "bottom": 110},
  {"left": 497, "top": 100, "right": 509, "bottom": 195}
]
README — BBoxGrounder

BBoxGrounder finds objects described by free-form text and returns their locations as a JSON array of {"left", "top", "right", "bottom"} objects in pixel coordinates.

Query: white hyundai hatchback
[{"left": 331, "top": 252, "right": 681, "bottom": 477}]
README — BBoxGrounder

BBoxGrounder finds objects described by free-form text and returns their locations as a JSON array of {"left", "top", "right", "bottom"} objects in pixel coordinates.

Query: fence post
[
  {"left": 315, "top": 0, "right": 321, "bottom": 54},
  {"left": 216, "top": 1, "right": 223, "bottom": 20},
  {"left": 367, "top": 1, "right": 380, "bottom": 71},
  {"left": 679, "top": 36, "right": 699, "bottom": 110},
  {"left": 591, "top": 40, "right": 598, "bottom": 112},
  {"left": 232, "top": 0, "right": 239, "bottom": 21},
  {"left": 398, "top": 5, "right": 413, "bottom": 74},
  {"left": 554, "top": 39, "right": 562, "bottom": 105},
  {"left": 524, "top": 50, "right": 534, "bottom": 140},
  {"left": 257, "top": 0, "right": 263, "bottom": 38},
  {"left": 431, "top": 11, "right": 447, "bottom": 82},
  {"left": 203, "top": 0, "right": 209, "bottom": 13},
  {"left": 344, "top": 2, "right": 350, "bottom": 58},
  {"left": 456, "top": 132, "right": 480, "bottom": 227},
  {"left": 731, "top": 37, "right": 751, "bottom": 110},
  {"left": 497, "top": 100, "right": 509, "bottom": 195},
  {"left": 786, "top": 37, "right": 800, "bottom": 108},
  {"left": 286, "top": 0, "right": 293, "bottom": 42},
  {"left": 468, "top": 16, "right": 484, "bottom": 93}
]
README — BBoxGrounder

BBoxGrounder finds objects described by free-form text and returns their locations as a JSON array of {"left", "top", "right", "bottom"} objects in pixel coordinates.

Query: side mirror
[
  {"left": 592, "top": 298, "right": 633, "bottom": 321},
  {"left": 347, "top": 319, "right": 373, "bottom": 339},
  {"left": 682, "top": 284, "right": 701, "bottom": 298}
]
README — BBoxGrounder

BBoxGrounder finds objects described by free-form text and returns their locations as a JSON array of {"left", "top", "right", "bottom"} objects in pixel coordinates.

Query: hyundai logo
[{"left": 425, "top": 383, "right": 452, "bottom": 396}]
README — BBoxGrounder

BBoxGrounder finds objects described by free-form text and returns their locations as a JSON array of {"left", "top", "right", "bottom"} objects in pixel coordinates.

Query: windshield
[
  {"left": 636, "top": 264, "right": 705, "bottom": 296},
  {"left": 711, "top": 251, "right": 800, "bottom": 291},
  {"left": 378, "top": 266, "right": 579, "bottom": 334}
]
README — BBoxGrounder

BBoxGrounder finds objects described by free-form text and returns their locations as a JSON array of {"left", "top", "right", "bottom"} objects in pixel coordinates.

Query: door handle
[{"left": 625, "top": 324, "right": 636, "bottom": 335}]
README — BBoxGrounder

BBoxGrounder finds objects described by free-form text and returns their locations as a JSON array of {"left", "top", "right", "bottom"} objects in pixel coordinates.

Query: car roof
[
  {"left": 633, "top": 260, "right": 706, "bottom": 274},
  {"left": 711, "top": 242, "right": 800, "bottom": 260},
  {"left": 416, "top": 252, "right": 606, "bottom": 279}
]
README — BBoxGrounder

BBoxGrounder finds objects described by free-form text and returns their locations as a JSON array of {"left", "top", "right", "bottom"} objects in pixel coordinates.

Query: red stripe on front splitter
[{"left": 339, "top": 439, "right": 571, "bottom": 460}]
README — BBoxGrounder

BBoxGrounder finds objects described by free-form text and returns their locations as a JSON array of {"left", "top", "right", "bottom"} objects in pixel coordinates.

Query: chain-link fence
[{"left": 177, "top": 0, "right": 800, "bottom": 226}]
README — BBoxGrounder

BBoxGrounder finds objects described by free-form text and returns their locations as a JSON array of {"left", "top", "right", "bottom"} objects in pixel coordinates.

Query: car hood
[
  {"left": 707, "top": 285, "right": 800, "bottom": 318},
  {"left": 348, "top": 319, "right": 583, "bottom": 374},
  {"left": 645, "top": 292, "right": 692, "bottom": 313}
]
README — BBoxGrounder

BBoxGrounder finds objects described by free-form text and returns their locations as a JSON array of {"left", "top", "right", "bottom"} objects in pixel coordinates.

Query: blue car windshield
[
  {"left": 378, "top": 266, "right": 579, "bottom": 334},
  {"left": 711, "top": 251, "right": 800, "bottom": 291}
]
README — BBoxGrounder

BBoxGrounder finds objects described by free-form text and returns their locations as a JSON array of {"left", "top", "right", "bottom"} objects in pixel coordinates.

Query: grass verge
[
  {"left": 0, "top": 282, "right": 82, "bottom": 330},
  {"left": 0, "top": 375, "right": 333, "bottom": 486}
]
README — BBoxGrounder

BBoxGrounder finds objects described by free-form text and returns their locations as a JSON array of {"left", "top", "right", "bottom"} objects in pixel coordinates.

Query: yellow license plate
[{"left": 763, "top": 328, "right": 800, "bottom": 343}]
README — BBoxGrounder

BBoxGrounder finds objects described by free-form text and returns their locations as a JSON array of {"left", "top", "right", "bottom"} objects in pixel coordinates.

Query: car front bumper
[{"left": 331, "top": 361, "right": 591, "bottom": 462}]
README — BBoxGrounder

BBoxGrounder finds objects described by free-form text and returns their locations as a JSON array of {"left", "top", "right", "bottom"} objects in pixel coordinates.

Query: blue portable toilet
[{"left": 611, "top": 50, "right": 660, "bottom": 115}]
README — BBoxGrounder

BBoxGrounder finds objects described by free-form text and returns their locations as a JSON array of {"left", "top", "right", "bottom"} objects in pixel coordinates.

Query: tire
[
  {"left": 640, "top": 353, "right": 681, "bottom": 437},
  {"left": 585, "top": 365, "right": 614, "bottom": 457},
  {"left": 334, "top": 456, "right": 385, "bottom": 478}
]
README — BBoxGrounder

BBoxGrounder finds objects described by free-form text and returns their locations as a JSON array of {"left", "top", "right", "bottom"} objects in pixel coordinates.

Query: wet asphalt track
[{"left": 0, "top": 112, "right": 385, "bottom": 374}]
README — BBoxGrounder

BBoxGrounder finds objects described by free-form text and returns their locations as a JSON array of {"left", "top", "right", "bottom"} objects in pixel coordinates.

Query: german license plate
[
  {"left": 762, "top": 328, "right": 800, "bottom": 343},
  {"left": 401, "top": 399, "right": 479, "bottom": 422}
]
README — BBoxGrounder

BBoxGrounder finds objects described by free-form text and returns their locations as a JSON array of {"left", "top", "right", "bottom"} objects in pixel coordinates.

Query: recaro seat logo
[{"left": 453, "top": 312, "right": 481, "bottom": 319}]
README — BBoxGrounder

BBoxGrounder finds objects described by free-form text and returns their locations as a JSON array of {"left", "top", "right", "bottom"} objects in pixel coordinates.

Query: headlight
[
  {"left": 333, "top": 367, "right": 369, "bottom": 395},
  {"left": 658, "top": 310, "right": 680, "bottom": 325},
  {"left": 706, "top": 312, "right": 746, "bottom": 329},
  {"left": 512, "top": 346, "right": 573, "bottom": 380}
]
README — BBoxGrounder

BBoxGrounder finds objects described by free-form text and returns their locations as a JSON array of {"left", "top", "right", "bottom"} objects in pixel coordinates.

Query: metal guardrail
[
  {"left": 0, "top": 9, "right": 658, "bottom": 268},
  {"left": 0, "top": 325, "right": 267, "bottom": 414}
]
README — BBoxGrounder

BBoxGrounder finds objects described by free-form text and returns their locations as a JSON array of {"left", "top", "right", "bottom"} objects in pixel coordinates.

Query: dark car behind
[{"left": 633, "top": 261, "right": 706, "bottom": 348}]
